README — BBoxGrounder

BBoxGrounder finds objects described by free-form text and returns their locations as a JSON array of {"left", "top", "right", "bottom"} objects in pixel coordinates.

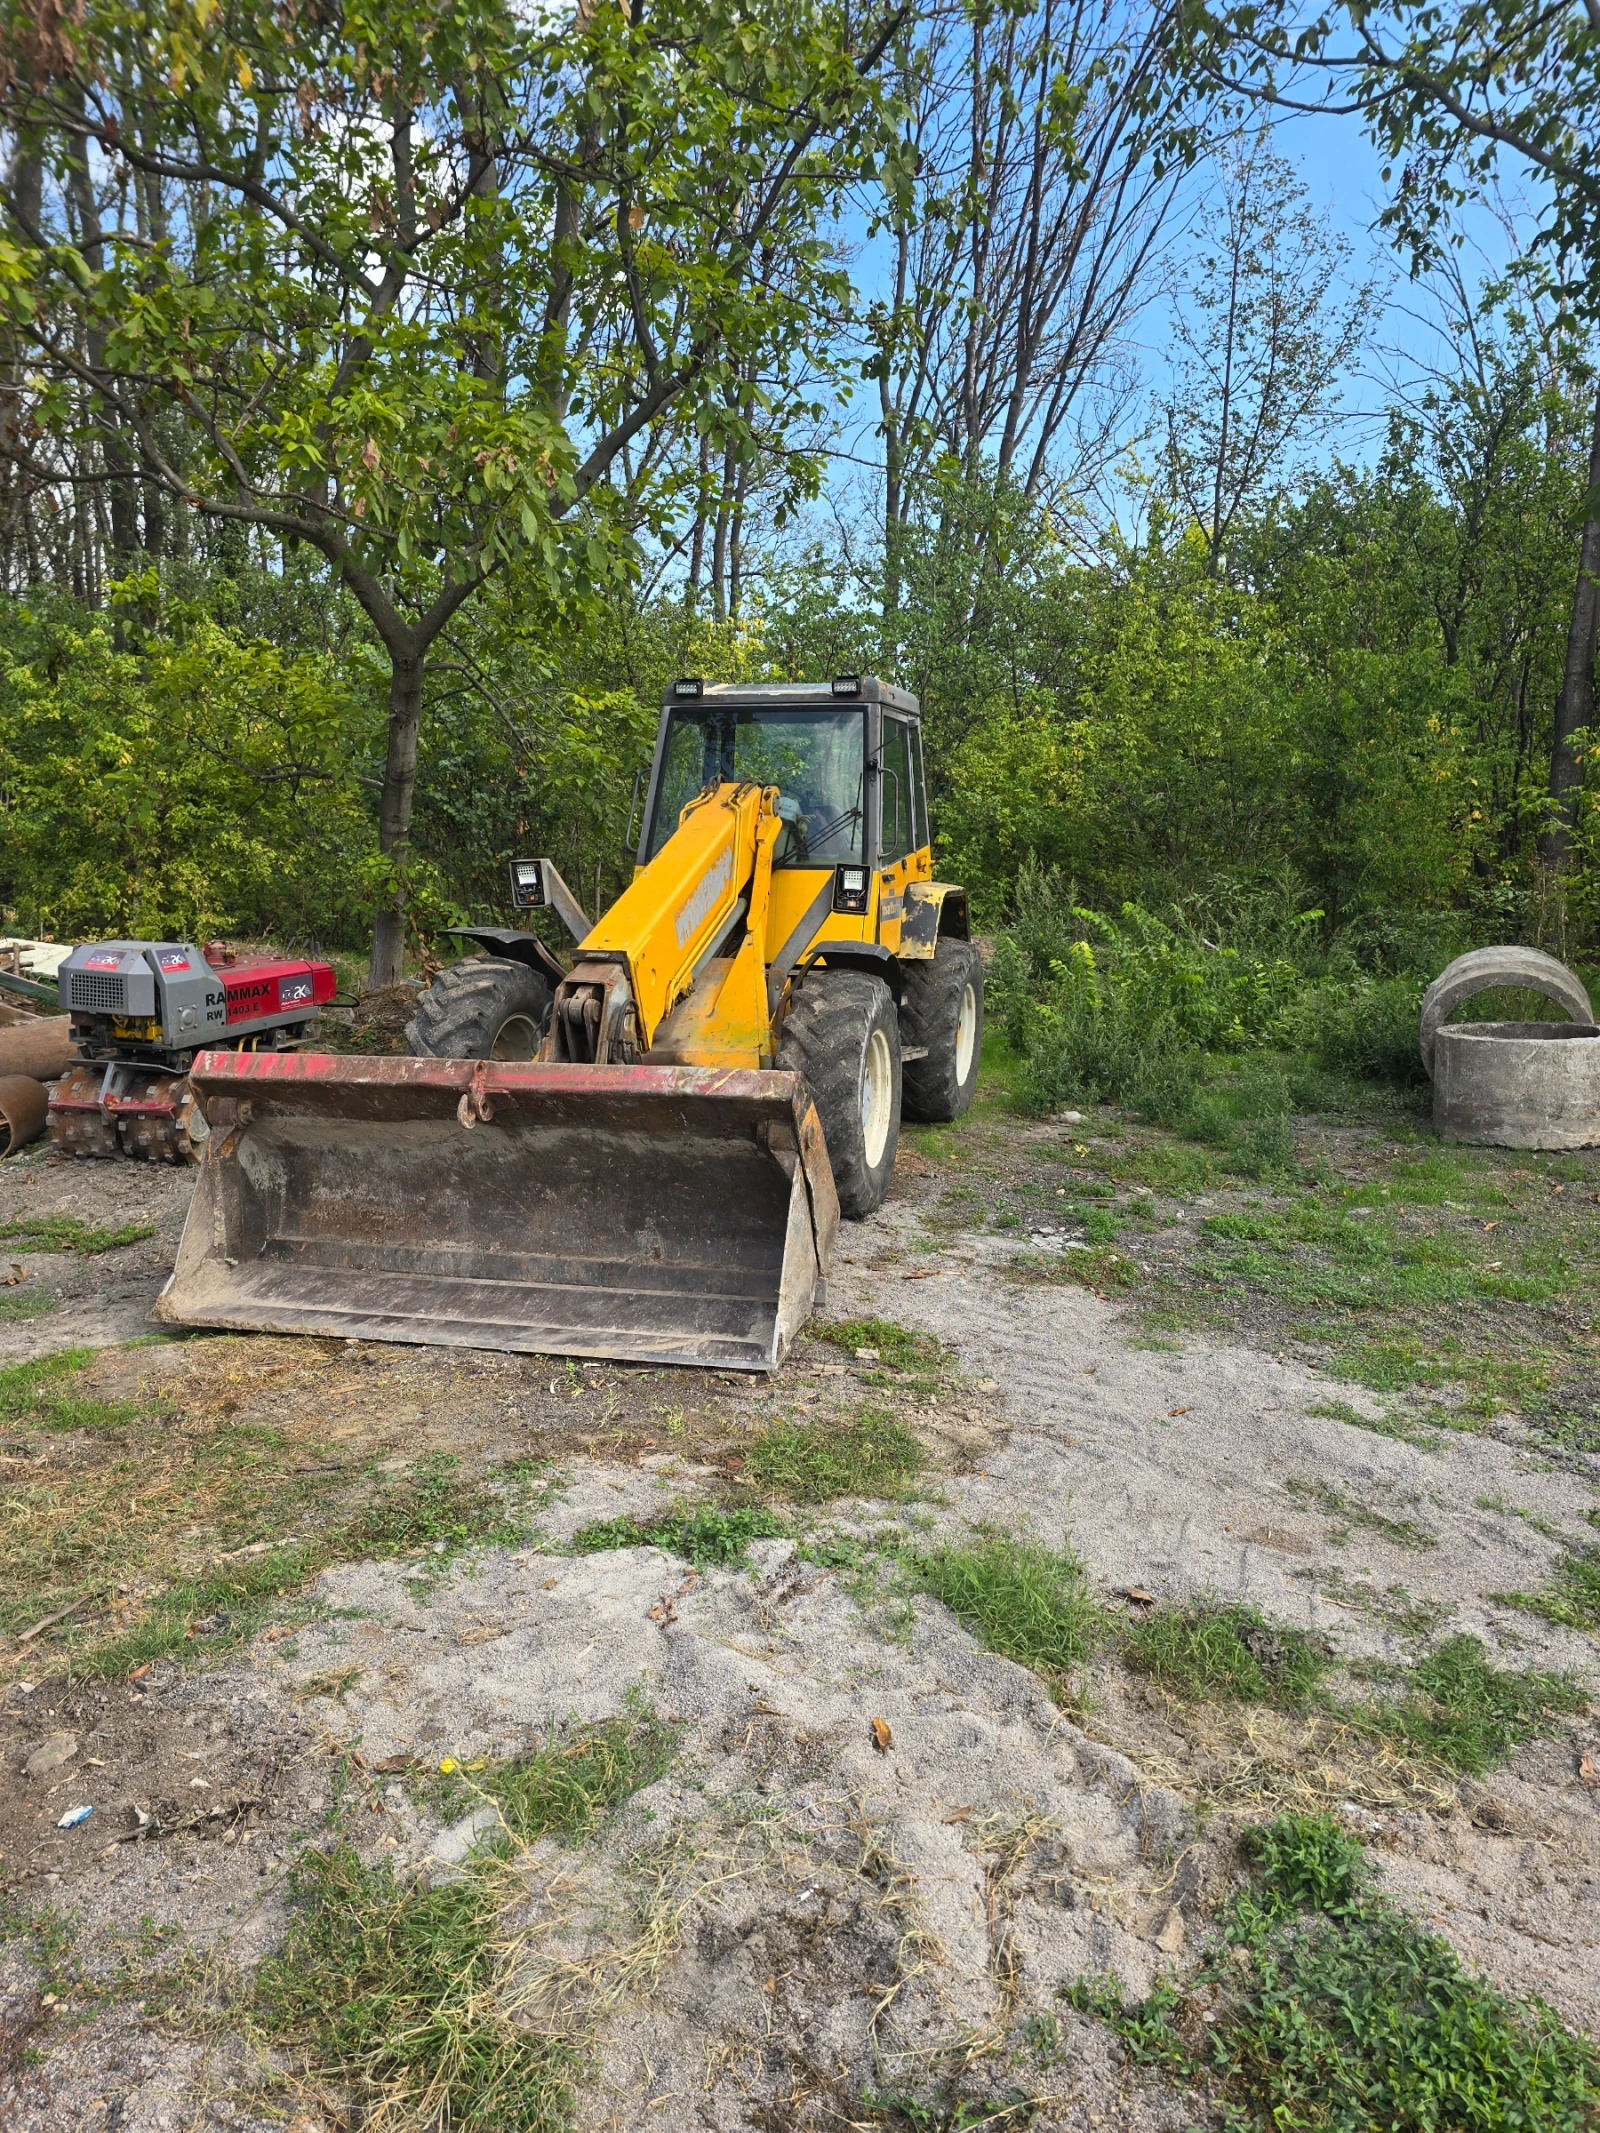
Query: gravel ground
[{"left": 3, "top": 1098, "right": 1600, "bottom": 2129}]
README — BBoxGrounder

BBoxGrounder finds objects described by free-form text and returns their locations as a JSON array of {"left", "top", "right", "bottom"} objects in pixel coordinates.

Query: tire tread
[
  {"left": 778, "top": 971, "right": 900, "bottom": 1219},
  {"left": 406, "top": 958, "right": 553, "bottom": 1058},
  {"left": 899, "top": 939, "right": 983, "bottom": 1122}
]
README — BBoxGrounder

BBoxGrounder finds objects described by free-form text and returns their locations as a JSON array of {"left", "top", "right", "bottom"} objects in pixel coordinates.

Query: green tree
[
  {"left": 0, "top": 0, "right": 906, "bottom": 980},
  {"left": 1160, "top": 130, "right": 1375, "bottom": 574},
  {"left": 1178, "top": 0, "right": 1600, "bottom": 869},
  {"left": 0, "top": 590, "right": 375, "bottom": 942}
]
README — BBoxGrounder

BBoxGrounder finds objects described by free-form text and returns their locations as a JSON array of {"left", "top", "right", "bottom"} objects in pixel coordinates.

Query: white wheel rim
[
  {"left": 955, "top": 981, "right": 978, "bottom": 1083},
  {"left": 861, "top": 1027, "right": 893, "bottom": 1169},
  {"left": 491, "top": 1013, "right": 540, "bottom": 1061}
]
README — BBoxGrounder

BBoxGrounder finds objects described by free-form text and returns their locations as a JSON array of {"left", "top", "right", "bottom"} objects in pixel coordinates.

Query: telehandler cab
[{"left": 157, "top": 677, "right": 981, "bottom": 1369}]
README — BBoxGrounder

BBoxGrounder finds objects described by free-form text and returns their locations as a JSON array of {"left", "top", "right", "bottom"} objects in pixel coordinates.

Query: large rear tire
[
  {"left": 900, "top": 939, "right": 983, "bottom": 1123},
  {"left": 778, "top": 971, "right": 901, "bottom": 1219},
  {"left": 406, "top": 957, "right": 553, "bottom": 1061}
]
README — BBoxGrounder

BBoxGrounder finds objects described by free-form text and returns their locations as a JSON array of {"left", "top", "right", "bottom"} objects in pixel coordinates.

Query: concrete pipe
[
  {"left": 0, "top": 1016, "right": 75, "bottom": 1082},
  {"left": 1422, "top": 947, "right": 1600, "bottom": 1149},
  {"left": 0, "top": 1074, "right": 47, "bottom": 1157}
]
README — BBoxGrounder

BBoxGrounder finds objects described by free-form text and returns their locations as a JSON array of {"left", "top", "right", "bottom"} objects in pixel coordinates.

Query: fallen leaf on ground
[
  {"left": 1580, "top": 1752, "right": 1599, "bottom": 1789},
  {"left": 942, "top": 1805, "right": 974, "bottom": 1823},
  {"left": 870, "top": 1716, "right": 892, "bottom": 1754}
]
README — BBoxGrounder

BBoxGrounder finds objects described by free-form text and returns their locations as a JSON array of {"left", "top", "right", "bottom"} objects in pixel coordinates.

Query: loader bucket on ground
[{"left": 153, "top": 1052, "right": 840, "bottom": 1370}]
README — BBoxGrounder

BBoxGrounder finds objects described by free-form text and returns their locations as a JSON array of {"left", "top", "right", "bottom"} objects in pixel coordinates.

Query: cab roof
[{"left": 661, "top": 676, "right": 920, "bottom": 718}]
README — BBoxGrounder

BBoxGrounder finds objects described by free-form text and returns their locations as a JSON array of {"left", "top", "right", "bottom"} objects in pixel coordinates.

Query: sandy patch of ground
[{"left": 3, "top": 1096, "right": 1600, "bottom": 2127}]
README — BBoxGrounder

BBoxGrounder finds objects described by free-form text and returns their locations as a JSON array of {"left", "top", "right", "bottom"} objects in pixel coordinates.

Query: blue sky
[{"left": 808, "top": 83, "right": 1549, "bottom": 549}]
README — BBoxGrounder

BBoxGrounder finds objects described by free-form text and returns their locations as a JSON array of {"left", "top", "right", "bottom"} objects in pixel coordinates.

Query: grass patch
[
  {"left": 0, "top": 1213, "right": 155, "bottom": 1254},
  {"left": 347, "top": 1450, "right": 526, "bottom": 1562},
  {"left": 1357, "top": 1634, "right": 1586, "bottom": 1777},
  {"left": 814, "top": 1316, "right": 946, "bottom": 1372},
  {"left": 0, "top": 1346, "right": 141, "bottom": 1432},
  {"left": 914, "top": 1531, "right": 1103, "bottom": 1703},
  {"left": 1284, "top": 1475, "right": 1437, "bottom": 1549},
  {"left": 442, "top": 1701, "right": 677, "bottom": 1839},
  {"left": 0, "top": 1284, "right": 58, "bottom": 1321},
  {"left": 1014, "top": 1243, "right": 1140, "bottom": 1290},
  {"left": 568, "top": 1502, "right": 790, "bottom": 1567},
  {"left": 1124, "top": 1600, "right": 1331, "bottom": 1708},
  {"left": 1304, "top": 1396, "right": 1440, "bottom": 1447},
  {"left": 256, "top": 1710, "right": 672, "bottom": 2132},
  {"left": 1492, "top": 1544, "right": 1600, "bottom": 1633},
  {"left": 1067, "top": 1811, "right": 1600, "bottom": 2128},
  {"left": 0, "top": 1347, "right": 532, "bottom": 1663},
  {"left": 741, "top": 1409, "right": 925, "bottom": 1505}
]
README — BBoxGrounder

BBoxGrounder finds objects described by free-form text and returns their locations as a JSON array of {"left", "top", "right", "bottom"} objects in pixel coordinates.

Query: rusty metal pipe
[
  {"left": 0, "top": 1017, "right": 75, "bottom": 1081},
  {"left": 0, "top": 1074, "right": 48, "bottom": 1157}
]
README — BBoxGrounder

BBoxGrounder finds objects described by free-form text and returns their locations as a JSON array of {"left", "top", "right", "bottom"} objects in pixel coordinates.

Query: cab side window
[
  {"left": 880, "top": 716, "right": 915, "bottom": 862},
  {"left": 908, "top": 721, "right": 928, "bottom": 852}
]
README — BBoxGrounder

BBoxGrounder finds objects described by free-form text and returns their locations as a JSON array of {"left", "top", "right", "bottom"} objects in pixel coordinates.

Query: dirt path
[{"left": 3, "top": 1086, "right": 1599, "bottom": 2129}]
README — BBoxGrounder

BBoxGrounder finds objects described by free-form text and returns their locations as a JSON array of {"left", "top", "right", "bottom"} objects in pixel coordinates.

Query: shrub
[{"left": 1289, "top": 975, "right": 1429, "bottom": 1085}]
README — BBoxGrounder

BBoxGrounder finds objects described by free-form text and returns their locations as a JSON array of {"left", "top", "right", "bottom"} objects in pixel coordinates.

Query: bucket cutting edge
[{"left": 153, "top": 1051, "right": 840, "bottom": 1370}]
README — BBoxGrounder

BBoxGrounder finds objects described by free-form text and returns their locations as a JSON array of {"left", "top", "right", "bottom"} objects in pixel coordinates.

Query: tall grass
[{"left": 991, "top": 863, "right": 1448, "bottom": 1138}]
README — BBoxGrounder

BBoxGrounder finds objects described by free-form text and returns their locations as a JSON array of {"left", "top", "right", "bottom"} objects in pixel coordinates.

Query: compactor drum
[{"left": 158, "top": 678, "right": 979, "bottom": 1366}]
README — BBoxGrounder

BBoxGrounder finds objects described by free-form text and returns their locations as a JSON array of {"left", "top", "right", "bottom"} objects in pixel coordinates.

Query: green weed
[
  {"left": 1124, "top": 1600, "right": 1331, "bottom": 1708},
  {"left": 914, "top": 1531, "right": 1103, "bottom": 1703},
  {"left": 1358, "top": 1635, "right": 1586, "bottom": 1777},
  {"left": 1284, "top": 1475, "right": 1437, "bottom": 1549},
  {"left": 1492, "top": 1545, "right": 1600, "bottom": 1633},
  {"left": 0, "top": 1214, "right": 155, "bottom": 1254},
  {"left": 568, "top": 1502, "right": 789, "bottom": 1567},
  {"left": 1069, "top": 1811, "right": 1600, "bottom": 2127},
  {"left": 1061, "top": 1976, "right": 1192, "bottom": 2074},
  {"left": 742, "top": 1410, "right": 924, "bottom": 1504},
  {"left": 256, "top": 1712, "right": 670, "bottom": 2132},
  {"left": 813, "top": 1317, "right": 946, "bottom": 1373}
]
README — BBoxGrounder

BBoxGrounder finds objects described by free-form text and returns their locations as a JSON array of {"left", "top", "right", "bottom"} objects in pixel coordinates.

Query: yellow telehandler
[{"left": 156, "top": 676, "right": 982, "bottom": 1369}]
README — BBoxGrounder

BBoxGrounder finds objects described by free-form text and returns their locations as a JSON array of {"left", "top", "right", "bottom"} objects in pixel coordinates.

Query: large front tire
[
  {"left": 900, "top": 939, "right": 983, "bottom": 1123},
  {"left": 778, "top": 972, "right": 901, "bottom": 1219},
  {"left": 406, "top": 957, "right": 553, "bottom": 1060}
]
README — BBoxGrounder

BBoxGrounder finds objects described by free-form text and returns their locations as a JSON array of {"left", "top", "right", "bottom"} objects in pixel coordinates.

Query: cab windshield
[{"left": 645, "top": 706, "right": 866, "bottom": 866}]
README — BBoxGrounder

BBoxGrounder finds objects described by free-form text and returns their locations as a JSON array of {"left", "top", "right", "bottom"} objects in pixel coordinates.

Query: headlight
[
  {"left": 509, "top": 860, "right": 545, "bottom": 909},
  {"left": 833, "top": 865, "right": 871, "bottom": 914}
]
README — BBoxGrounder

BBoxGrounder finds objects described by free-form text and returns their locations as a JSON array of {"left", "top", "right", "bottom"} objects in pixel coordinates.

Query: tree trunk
[
  {"left": 1540, "top": 378, "right": 1600, "bottom": 874},
  {"left": 368, "top": 647, "right": 425, "bottom": 988},
  {"left": 686, "top": 432, "right": 711, "bottom": 615},
  {"left": 711, "top": 432, "right": 736, "bottom": 622}
]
